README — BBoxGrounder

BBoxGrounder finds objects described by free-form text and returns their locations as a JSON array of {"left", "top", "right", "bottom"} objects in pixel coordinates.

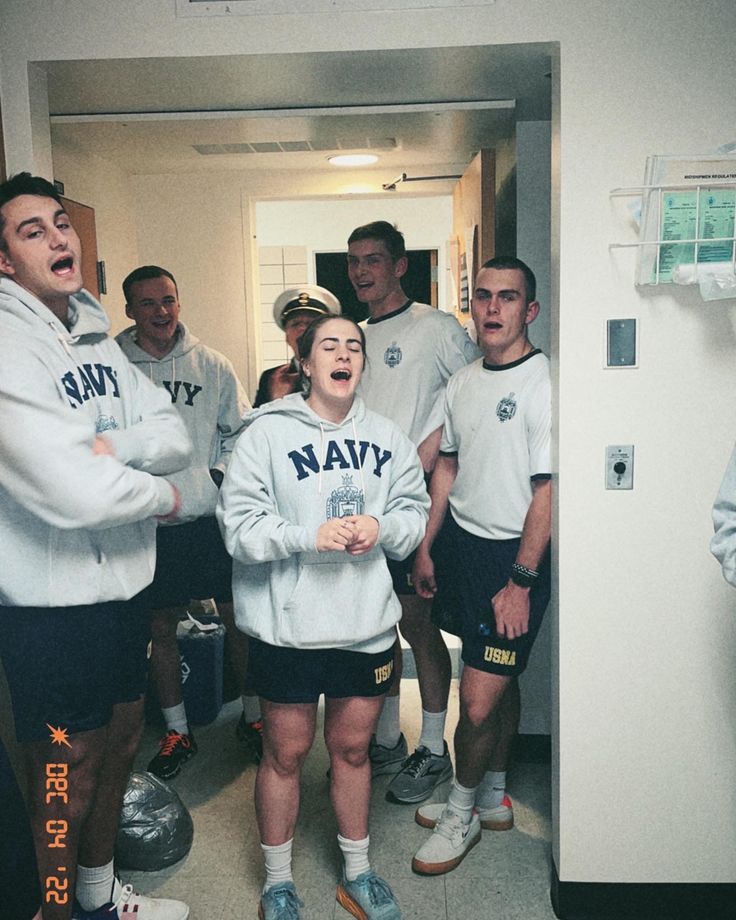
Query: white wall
[
  {"left": 255, "top": 195, "right": 454, "bottom": 308},
  {"left": 52, "top": 144, "right": 140, "bottom": 333},
  {"left": 3, "top": 0, "right": 736, "bottom": 889},
  {"left": 131, "top": 172, "right": 252, "bottom": 391},
  {"left": 517, "top": 120, "right": 551, "bottom": 357}
]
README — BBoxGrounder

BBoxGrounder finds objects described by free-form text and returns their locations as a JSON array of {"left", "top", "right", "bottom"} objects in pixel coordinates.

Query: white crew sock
[
  {"left": 418, "top": 708, "right": 447, "bottom": 756},
  {"left": 446, "top": 778, "right": 478, "bottom": 825},
  {"left": 75, "top": 860, "right": 115, "bottom": 912},
  {"left": 374, "top": 694, "right": 401, "bottom": 748},
  {"left": 242, "top": 694, "right": 262, "bottom": 723},
  {"left": 475, "top": 770, "right": 507, "bottom": 809},
  {"left": 261, "top": 839, "right": 294, "bottom": 892},
  {"left": 338, "top": 834, "right": 371, "bottom": 882},
  {"left": 162, "top": 702, "right": 189, "bottom": 735}
]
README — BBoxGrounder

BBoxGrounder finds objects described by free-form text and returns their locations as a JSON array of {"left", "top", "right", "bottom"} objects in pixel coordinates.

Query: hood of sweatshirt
[
  {"left": 116, "top": 321, "right": 199, "bottom": 366},
  {"left": 0, "top": 278, "right": 110, "bottom": 343},
  {"left": 243, "top": 389, "right": 363, "bottom": 430}
]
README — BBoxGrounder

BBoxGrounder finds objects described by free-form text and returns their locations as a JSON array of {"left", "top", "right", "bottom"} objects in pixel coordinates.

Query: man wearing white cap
[{"left": 254, "top": 285, "right": 341, "bottom": 407}]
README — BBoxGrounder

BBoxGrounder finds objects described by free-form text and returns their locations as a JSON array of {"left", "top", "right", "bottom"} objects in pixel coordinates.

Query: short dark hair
[
  {"left": 347, "top": 220, "right": 406, "bottom": 263},
  {"left": 297, "top": 314, "right": 367, "bottom": 396},
  {"left": 123, "top": 265, "right": 178, "bottom": 303},
  {"left": 480, "top": 256, "right": 537, "bottom": 304},
  {"left": 0, "top": 172, "right": 63, "bottom": 253}
]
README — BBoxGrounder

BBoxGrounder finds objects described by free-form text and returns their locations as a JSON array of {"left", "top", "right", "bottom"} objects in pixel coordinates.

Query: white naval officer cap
[{"left": 273, "top": 285, "right": 341, "bottom": 330}]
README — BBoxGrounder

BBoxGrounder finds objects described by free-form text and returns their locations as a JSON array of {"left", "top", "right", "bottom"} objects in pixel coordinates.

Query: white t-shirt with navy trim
[
  {"left": 359, "top": 301, "right": 481, "bottom": 447},
  {"left": 441, "top": 350, "right": 551, "bottom": 540}
]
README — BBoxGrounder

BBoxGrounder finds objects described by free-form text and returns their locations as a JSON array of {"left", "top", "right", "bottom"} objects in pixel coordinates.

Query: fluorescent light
[{"left": 328, "top": 154, "right": 378, "bottom": 167}]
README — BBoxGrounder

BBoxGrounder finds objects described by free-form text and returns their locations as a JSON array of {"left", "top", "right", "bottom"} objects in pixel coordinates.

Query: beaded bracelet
[{"left": 510, "top": 562, "right": 539, "bottom": 588}]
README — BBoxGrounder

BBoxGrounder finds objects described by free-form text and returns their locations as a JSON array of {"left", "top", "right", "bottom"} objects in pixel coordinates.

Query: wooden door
[
  {"left": 61, "top": 196, "right": 99, "bottom": 299},
  {"left": 452, "top": 149, "right": 495, "bottom": 319}
]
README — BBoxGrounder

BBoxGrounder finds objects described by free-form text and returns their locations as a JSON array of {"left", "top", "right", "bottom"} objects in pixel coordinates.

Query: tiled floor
[{"left": 127, "top": 681, "right": 556, "bottom": 920}]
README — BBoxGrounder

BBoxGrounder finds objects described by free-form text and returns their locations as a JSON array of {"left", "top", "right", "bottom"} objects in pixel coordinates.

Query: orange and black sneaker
[
  {"left": 236, "top": 713, "right": 263, "bottom": 763},
  {"left": 147, "top": 729, "right": 197, "bottom": 781}
]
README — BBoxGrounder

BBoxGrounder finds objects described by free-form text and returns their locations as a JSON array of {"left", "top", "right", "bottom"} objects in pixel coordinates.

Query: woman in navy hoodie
[{"left": 218, "top": 315, "right": 429, "bottom": 920}]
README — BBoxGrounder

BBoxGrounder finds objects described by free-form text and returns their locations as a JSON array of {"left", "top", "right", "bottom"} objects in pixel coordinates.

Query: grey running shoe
[
  {"left": 336, "top": 871, "right": 401, "bottom": 919},
  {"left": 368, "top": 733, "right": 408, "bottom": 777},
  {"left": 258, "top": 882, "right": 303, "bottom": 920},
  {"left": 386, "top": 743, "right": 453, "bottom": 804}
]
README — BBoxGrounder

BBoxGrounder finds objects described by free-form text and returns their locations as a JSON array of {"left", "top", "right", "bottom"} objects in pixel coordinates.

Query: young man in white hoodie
[
  {"left": 117, "top": 266, "right": 258, "bottom": 778},
  {"left": 0, "top": 173, "right": 191, "bottom": 920}
]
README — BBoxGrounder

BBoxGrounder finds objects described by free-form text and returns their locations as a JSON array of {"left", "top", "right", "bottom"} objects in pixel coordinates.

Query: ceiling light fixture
[{"left": 328, "top": 154, "right": 379, "bottom": 167}]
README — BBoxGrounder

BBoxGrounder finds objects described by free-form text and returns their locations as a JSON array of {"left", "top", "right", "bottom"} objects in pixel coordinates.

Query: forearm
[
  {"left": 514, "top": 478, "right": 552, "bottom": 571},
  {"left": 418, "top": 453, "right": 457, "bottom": 554},
  {"left": 104, "top": 417, "right": 191, "bottom": 475},
  {"left": 416, "top": 425, "right": 443, "bottom": 474}
]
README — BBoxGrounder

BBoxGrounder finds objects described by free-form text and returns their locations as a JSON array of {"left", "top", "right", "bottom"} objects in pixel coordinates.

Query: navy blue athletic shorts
[
  {"left": 387, "top": 551, "right": 417, "bottom": 596},
  {"left": 0, "top": 595, "right": 150, "bottom": 742},
  {"left": 385, "top": 472, "right": 431, "bottom": 597},
  {"left": 431, "top": 512, "right": 550, "bottom": 677},
  {"left": 0, "top": 737, "right": 41, "bottom": 919},
  {"left": 145, "top": 515, "right": 233, "bottom": 609},
  {"left": 246, "top": 637, "right": 396, "bottom": 703}
]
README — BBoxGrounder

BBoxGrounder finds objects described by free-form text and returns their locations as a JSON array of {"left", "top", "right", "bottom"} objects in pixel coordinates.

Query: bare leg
[
  {"left": 24, "top": 728, "right": 107, "bottom": 920},
  {"left": 396, "top": 595, "right": 451, "bottom": 713},
  {"left": 218, "top": 602, "right": 248, "bottom": 694},
  {"left": 385, "top": 640, "right": 402, "bottom": 698},
  {"left": 325, "top": 696, "right": 383, "bottom": 840},
  {"left": 487, "top": 677, "right": 520, "bottom": 771},
  {"left": 255, "top": 700, "right": 317, "bottom": 845},
  {"left": 149, "top": 608, "right": 184, "bottom": 710},
  {"left": 77, "top": 698, "right": 144, "bottom": 866},
  {"left": 454, "top": 667, "right": 513, "bottom": 788}
]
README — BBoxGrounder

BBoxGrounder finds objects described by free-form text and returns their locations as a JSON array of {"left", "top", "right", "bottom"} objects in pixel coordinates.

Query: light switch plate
[{"left": 606, "top": 318, "right": 637, "bottom": 367}]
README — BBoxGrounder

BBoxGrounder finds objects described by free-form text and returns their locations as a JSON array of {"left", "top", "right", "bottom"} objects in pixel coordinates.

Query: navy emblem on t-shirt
[
  {"left": 496, "top": 392, "right": 517, "bottom": 423},
  {"left": 326, "top": 474, "right": 365, "bottom": 519},
  {"left": 384, "top": 342, "right": 402, "bottom": 368}
]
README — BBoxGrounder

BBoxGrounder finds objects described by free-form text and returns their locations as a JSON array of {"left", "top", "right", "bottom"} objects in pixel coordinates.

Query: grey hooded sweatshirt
[
  {"left": 217, "top": 392, "right": 429, "bottom": 653},
  {"left": 0, "top": 279, "right": 191, "bottom": 607},
  {"left": 117, "top": 322, "right": 250, "bottom": 523}
]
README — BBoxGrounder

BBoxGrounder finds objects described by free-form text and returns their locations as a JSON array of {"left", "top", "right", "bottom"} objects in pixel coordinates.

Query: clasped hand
[{"left": 315, "top": 515, "right": 379, "bottom": 555}]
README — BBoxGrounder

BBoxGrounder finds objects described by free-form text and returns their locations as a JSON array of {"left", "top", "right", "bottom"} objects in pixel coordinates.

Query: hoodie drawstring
[
  {"left": 352, "top": 416, "right": 366, "bottom": 499},
  {"left": 318, "top": 422, "right": 326, "bottom": 496}
]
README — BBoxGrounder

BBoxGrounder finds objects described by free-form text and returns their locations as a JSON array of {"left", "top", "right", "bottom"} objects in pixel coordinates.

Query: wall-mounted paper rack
[{"left": 609, "top": 156, "right": 736, "bottom": 292}]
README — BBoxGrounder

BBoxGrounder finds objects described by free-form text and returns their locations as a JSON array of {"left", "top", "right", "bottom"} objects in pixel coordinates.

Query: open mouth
[
  {"left": 331, "top": 369, "right": 351, "bottom": 381},
  {"left": 484, "top": 322, "right": 502, "bottom": 330},
  {"left": 51, "top": 256, "right": 74, "bottom": 276}
]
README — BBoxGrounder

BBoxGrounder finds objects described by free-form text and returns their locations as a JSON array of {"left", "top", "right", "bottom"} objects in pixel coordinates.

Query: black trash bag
[{"left": 115, "top": 772, "right": 194, "bottom": 871}]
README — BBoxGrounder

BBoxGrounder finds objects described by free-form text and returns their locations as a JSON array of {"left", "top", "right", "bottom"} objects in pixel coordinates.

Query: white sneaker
[
  {"left": 415, "top": 794, "right": 514, "bottom": 831},
  {"left": 72, "top": 883, "right": 189, "bottom": 919},
  {"left": 411, "top": 808, "right": 481, "bottom": 875}
]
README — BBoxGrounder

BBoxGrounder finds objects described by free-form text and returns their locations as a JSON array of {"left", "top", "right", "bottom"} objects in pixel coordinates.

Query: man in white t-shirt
[
  {"left": 410, "top": 257, "right": 551, "bottom": 875},
  {"left": 347, "top": 220, "right": 480, "bottom": 805}
]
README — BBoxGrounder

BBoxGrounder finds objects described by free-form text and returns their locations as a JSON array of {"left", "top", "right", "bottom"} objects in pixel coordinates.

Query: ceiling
[{"left": 47, "top": 44, "right": 552, "bottom": 195}]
